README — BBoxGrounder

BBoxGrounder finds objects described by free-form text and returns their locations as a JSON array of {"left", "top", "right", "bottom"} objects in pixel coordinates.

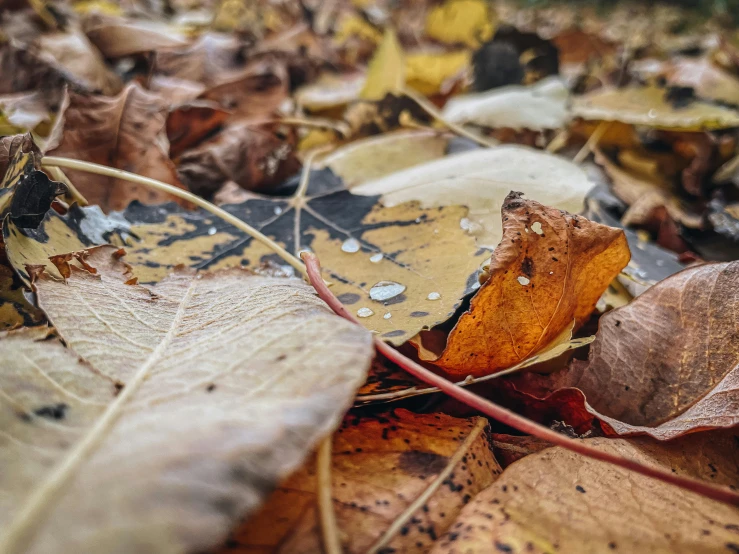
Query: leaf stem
[
  {"left": 40, "top": 156, "right": 307, "bottom": 278},
  {"left": 402, "top": 87, "right": 499, "bottom": 149},
  {"left": 301, "top": 251, "right": 739, "bottom": 508},
  {"left": 317, "top": 436, "right": 343, "bottom": 554}
]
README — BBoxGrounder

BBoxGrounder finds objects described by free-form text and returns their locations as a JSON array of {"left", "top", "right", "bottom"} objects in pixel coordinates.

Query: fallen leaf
[
  {"left": 593, "top": 148, "right": 702, "bottom": 229},
  {"left": 423, "top": 192, "right": 629, "bottom": 377},
  {"left": 425, "top": 0, "right": 494, "bottom": 48},
  {"left": 176, "top": 123, "right": 301, "bottom": 197},
  {"left": 220, "top": 410, "right": 500, "bottom": 553},
  {"left": 351, "top": 146, "right": 594, "bottom": 249},
  {"left": 509, "top": 260, "right": 739, "bottom": 440},
  {"left": 0, "top": 92, "right": 52, "bottom": 134},
  {"left": 47, "top": 83, "right": 189, "bottom": 211},
  {"left": 573, "top": 85, "right": 739, "bottom": 130},
  {"left": 405, "top": 50, "right": 469, "bottom": 96},
  {"left": 166, "top": 101, "right": 231, "bottom": 158},
  {"left": 0, "top": 245, "right": 373, "bottom": 553},
  {"left": 118, "top": 168, "right": 489, "bottom": 345},
  {"left": 441, "top": 76, "right": 569, "bottom": 131},
  {"left": 320, "top": 130, "right": 449, "bottom": 187},
  {"left": 295, "top": 72, "right": 366, "bottom": 112},
  {"left": 0, "top": 261, "right": 44, "bottom": 330},
  {"left": 432, "top": 432, "right": 739, "bottom": 553},
  {"left": 359, "top": 28, "right": 404, "bottom": 101},
  {"left": 36, "top": 29, "right": 122, "bottom": 95},
  {"left": 666, "top": 57, "right": 739, "bottom": 107},
  {"left": 83, "top": 17, "right": 189, "bottom": 57}
]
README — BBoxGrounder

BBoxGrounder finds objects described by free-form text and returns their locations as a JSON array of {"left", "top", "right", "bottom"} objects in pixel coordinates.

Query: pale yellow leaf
[
  {"left": 360, "top": 28, "right": 405, "bottom": 101},
  {"left": 0, "top": 246, "right": 373, "bottom": 554}
]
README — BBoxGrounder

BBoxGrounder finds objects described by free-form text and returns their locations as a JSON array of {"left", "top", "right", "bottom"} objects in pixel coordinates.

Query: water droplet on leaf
[
  {"left": 369, "top": 281, "right": 406, "bottom": 302},
  {"left": 357, "top": 307, "right": 374, "bottom": 318},
  {"left": 341, "top": 238, "right": 360, "bottom": 253},
  {"left": 427, "top": 292, "right": 441, "bottom": 300}
]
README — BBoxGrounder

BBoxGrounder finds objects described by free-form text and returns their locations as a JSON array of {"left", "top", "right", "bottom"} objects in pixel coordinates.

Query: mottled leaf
[
  {"left": 219, "top": 410, "right": 499, "bottom": 554},
  {"left": 432, "top": 432, "right": 739, "bottom": 553}
]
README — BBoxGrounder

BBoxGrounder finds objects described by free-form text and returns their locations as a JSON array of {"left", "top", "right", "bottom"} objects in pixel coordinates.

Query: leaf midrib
[{"left": 0, "top": 277, "right": 197, "bottom": 554}]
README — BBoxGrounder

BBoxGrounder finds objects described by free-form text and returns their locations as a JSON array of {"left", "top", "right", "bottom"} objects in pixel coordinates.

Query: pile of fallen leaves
[{"left": 1, "top": 0, "right": 739, "bottom": 552}]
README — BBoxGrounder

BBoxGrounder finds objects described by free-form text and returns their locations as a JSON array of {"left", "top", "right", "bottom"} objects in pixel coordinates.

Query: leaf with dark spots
[
  {"left": 119, "top": 168, "right": 490, "bottom": 345},
  {"left": 418, "top": 192, "right": 629, "bottom": 377},
  {"left": 508, "top": 261, "right": 739, "bottom": 440},
  {"left": 432, "top": 431, "right": 739, "bottom": 554},
  {"left": 218, "top": 410, "right": 499, "bottom": 554}
]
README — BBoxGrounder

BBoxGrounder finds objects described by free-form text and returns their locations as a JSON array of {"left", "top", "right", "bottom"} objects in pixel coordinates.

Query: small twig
[
  {"left": 366, "top": 418, "right": 487, "bottom": 554},
  {"left": 301, "top": 251, "right": 739, "bottom": 508},
  {"left": 317, "top": 436, "right": 342, "bottom": 554},
  {"left": 402, "top": 87, "right": 499, "bottom": 149},
  {"left": 40, "top": 156, "right": 307, "bottom": 278},
  {"left": 573, "top": 121, "right": 611, "bottom": 164}
]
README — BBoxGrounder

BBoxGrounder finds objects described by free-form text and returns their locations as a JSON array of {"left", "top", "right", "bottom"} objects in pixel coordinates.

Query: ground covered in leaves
[{"left": 1, "top": 0, "right": 739, "bottom": 553}]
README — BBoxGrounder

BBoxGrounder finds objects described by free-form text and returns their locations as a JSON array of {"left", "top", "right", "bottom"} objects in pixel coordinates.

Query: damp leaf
[
  {"left": 119, "top": 168, "right": 490, "bottom": 345},
  {"left": 433, "top": 432, "right": 739, "bottom": 553},
  {"left": 219, "top": 410, "right": 499, "bottom": 553},
  {"left": 423, "top": 192, "right": 629, "bottom": 377},
  {"left": 0, "top": 245, "right": 373, "bottom": 554}
]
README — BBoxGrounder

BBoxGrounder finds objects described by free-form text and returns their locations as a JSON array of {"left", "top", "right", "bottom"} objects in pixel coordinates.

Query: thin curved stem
[
  {"left": 402, "top": 87, "right": 499, "bottom": 149},
  {"left": 41, "top": 156, "right": 307, "bottom": 278},
  {"left": 301, "top": 251, "right": 739, "bottom": 508},
  {"left": 317, "top": 436, "right": 342, "bottom": 554}
]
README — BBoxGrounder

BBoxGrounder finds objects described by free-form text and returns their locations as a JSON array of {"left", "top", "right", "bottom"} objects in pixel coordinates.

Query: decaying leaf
[
  {"left": 573, "top": 85, "right": 739, "bottom": 130},
  {"left": 422, "top": 192, "right": 629, "bottom": 377},
  {"left": 432, "top": 432, "right": 739, "bottom": 553},
  {"left": 176, "top": 123, "right": 301, "bottom": 197},
  {"left": 0, "top": 245, "right": 373, "bottom": 553},
  {"left": 359, "top": 28, "right": 404, "bottom": 101},
  {"left": 221, "top": 410, "right": 499, "bottom": 553},
  {"left": 0, "top": 262, "right": 44, "bottom": 330},
  {"left": 119, "top": 168, "right": 489, "bottom": 345},
  {"left": 352, "top": 146, "right": 594, "bottom": 249},
  {"left": 47, "top": 83, "right": 188, "bottom": 211},
  {"left": 83, "top": 18, "right": 189, "bottom": 58},
  {"left": 441, "top": 77, "right": 569, "bottom": 131}
]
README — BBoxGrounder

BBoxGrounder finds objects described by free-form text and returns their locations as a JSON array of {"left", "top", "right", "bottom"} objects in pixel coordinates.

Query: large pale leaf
[
  {"left": 432, "top": 432, "right": 739, "bottom": 553},
  {"left": 0, "top": 246, "right": 373, "bottom": 554},
  {"left": 424, "top": 193, "right": 629, "bottom": 377},
  {"left": 351, "top": 146, "right": 594, "bottom": 249},
  {"left": 221, "top": 410, "right": 499, "bottom": 553}
]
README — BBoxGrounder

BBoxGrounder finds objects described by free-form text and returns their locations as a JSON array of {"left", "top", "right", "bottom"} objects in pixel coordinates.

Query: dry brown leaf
[
  {"left": 47, "top": 83, "right": 188, "bottom": 211},
  {"left": 176, "top": 123, "right": 301, "bottom": 197},
  {"left": 166, "top": 101, "right": 231, "bottom": 158},
  {"left": 593, "top": 148, "right": 702, "bottom": 229},
  {"left": 84, "top": 17, "right": 188, "bottom": 57},
  {"left": 0, "top": 245, "right": 373, "bottom": 553},
  {"left": 153, "top": 33, "right": 249, "bottom": 85},
  {"left": 432, "top": 432, "right": 739, "bottom": 553},
  {"left": 424, "top": 192, "right": 629, "bottom": 377},
  {"left": 220, "top": 410, "right": 500, "bottom": 553},
  {"left": 118, "top": 169, "right": 489, "bottom": 345}
]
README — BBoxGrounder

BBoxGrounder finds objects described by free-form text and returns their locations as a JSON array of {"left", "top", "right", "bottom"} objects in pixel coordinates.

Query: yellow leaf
[
  {"left": 334, "top": 13, "right": 383, "bottom": 45},
  {"left": 405, "top": 50, "right": 470, "bottom": 96},
  {"left": 425, "top": 0, "right": 494, "bottom": 48},
  {"left": 573, "top": 85, "right": 739, "bottom": 131},
  {"left": 71, "top": 0, "right": 122, "bottom": 16},
  {"left": 360, "top": 28, "right": 405, "bottom": 101}
]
